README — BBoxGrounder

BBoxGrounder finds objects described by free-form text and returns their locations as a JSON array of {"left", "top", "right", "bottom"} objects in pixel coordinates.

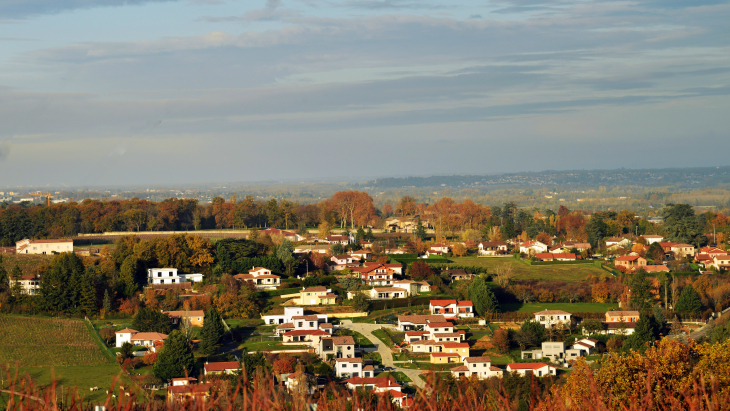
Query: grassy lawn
[
  {"left": 362, "top": 352, "right": 382, "bottom": 367},
  {"left": 351, "top": 306, "right": 429, "bottom": 323},
  {"left": 487, "top": 354, "right": 514, "bottom": 365},
  {"left": 239, "top": 340, "right": 308, "bottom": 352},
  {"left": 500, "top": 302, "right": 618, "bottom": 313},
  {"left": 337, "top": 330, "right": 375, "bottom": 348},
  {"left": 6, "top": 364, "right": 136, "bottom": 404},
  {"left": 379, "top": 371, "right": 412, "bottom": 383},
  {"left": 397, "top": 362, "right": 463, "bottom": 371},
  {"left": 446, "top": 257, "right": 606, "bottom": 282},
  {"left": 371, "top": 329, "right": 394, "bottom": 347}
]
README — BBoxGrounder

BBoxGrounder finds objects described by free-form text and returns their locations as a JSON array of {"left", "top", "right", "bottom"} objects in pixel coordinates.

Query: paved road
[{"left": 340, "top": 321, "right": 426, "bottom": 389}]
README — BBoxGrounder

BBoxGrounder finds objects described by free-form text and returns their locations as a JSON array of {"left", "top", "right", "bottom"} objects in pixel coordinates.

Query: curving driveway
[{"left": 340, "top": 320, "right": 426, "bottom": 389}]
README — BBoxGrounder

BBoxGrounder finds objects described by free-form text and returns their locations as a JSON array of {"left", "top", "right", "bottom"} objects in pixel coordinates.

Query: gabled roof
[
  {"left": 441, "top": 342, "right": 469, "bottom": 348},
  {"left": 606, "top": 310, "right": 640, "bottom": 317},
  {"left": 615, "top": 255, "right": 643, "bottom": 261},
  {"left": 325, "top": 336, "right": 355, "bottom": 345},
  {"left": 301, "top": 286, "right": 327, "bottom": 293},
  {"left": 336, "top": 357, "right": 363, "bottom": 363},
  {"left": 115, "top": 328, "right": 139, "bottom": 334},
  {"left": 429, "top": 299, "right": 458, "bottom": 306},
  {"left": 130, "top": 332, "right": 168, "bottom": 341}
]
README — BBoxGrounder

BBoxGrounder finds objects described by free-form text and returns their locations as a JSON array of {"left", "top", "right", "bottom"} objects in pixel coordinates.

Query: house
[
  {"left": 350, "top": 264, "right": 395, "bottom": 286},
  {"left": 659, "top": 242, "right": 678, "bottom": 253},
  {"left": 163, "top": 310, "right": 205, "bottom": 327},
  {"left": 521, "top": 341, "right": 567, "bottom": 361},
  {"left": 670, "top": 244, "right": 695, "bottom": 259},
  {"left": 324, "top": 235, "right": 352, "bottom": 245},
  {"left": 171, "top": 377, "right": 198, "bottom": 386},
  {"left": 348, "top": 287, "right": 408, "bottom": 300},
  {"left": 535, "top": 253, "right": 577, "bottom": 262},
  {"left": 8, "top": 275, "right": 40, "bottom": 295},
  {"left": 234, "top": 267, "right": 281, "bottom": 290},
  {"left": 451, "top": 357, "right": 503, "bottom": 380},
  {"left": 359, "top": 241, "right": 373, "bottom": 248},
  {"left": 429, "top": 244, "right": 450, "bottom": 254},
  {"left": 477, "top": 241, "right": 508, "bottom": 256},
  {"left": 262, "top": 307, "right": 329, "bottom": 334},
  {"left": 316, "top": 336, "right": 355, "bottom": 360},
  {"left": 281, "top": 329, "right": 331, "bottom": 346},
  {"left": 430, "top": 352, "right": 461, "bottom": 364},
  {"left": 533, "top": 310, "right": 572, "bottom": 328},
  {"left": 712, "top": 254, "right": 730, "bottom": 270},
  {"left": 15, "top": 238, "right": 73, "bottom": 255},
  {"left": 429, "top": 300, "right": 474, "bottom": 318},
  {"left": 605, "top": 311, "right": 640, "bottom": 323},
  {"left": 440, "top": 342, "right": 470, "bottom": 358},
  {"left": 506, "top": 363, "right": 557, "bottom": 377},
  {"left": 562, "top": 241, "right": 591, "bottom": 251},
  {"left": 203, "top": 361, "right": 240, "bottom": 376},
  {"left": 603, "top": 321, "right": 637, "bottom": 335},
  {"left": 696, "top": 254, "right": 714, "bottom": 267},
  {"left": 167, "top": 383, "right": 212, "bottom": 404},
  {"left": 350, "top": 250, "right": 373, "bottom": 261},
  {"left": 699, "top": 247, "right": 726, "bottom": 258},
  {"left": 281, "top": 371, "right": 318, "bottom": 395},
  {"left": 397, "top": 314, "right": 449, "bottom": 331},
  {"left": 335, "top": 358, "right": 364, "bottom": 378},
  {"left": 392, "top": 279, "right": 430, "bottom": 295},
  {"left": 643, "top": 265, "right": 670, "bottom": 273},
  {"left": 605, "top": 237, "right": 631, "bottom": 249},
  {"left": 568, "top": 338, "right": 598, "bottom": 357},
  {"left": 614, "top": 255, "right": 647, "bottom": 270},
  {"left": 640, "top": 235, "right": 664, "bottom": 245},
  {"left": 343, "top": 376, "right": 402, "bottom": 395},
  {"left": 259, "top": 228, "right": 303, "bottom": 242},
  {"left": 443, "top": 269, "right": 475, "bottom": 281},
  {"left": 519, "top": 241, "right": 548, "bottom": 255},
  {"left": 115, "top": 328, "right": 168, "bottom": 349},
  {"left": 295, "top": 286, "right": 337, "bottom": 305},
  {"left": 329, "top": 255, "right": 359, "bottom": 271},
  {"left": 147, "top": 268, "right": 204, "bottom": 285}
]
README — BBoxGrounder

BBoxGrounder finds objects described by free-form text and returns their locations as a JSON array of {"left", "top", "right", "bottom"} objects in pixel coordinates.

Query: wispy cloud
[
  {"left": 0, "top": 0, "right": 178, "bottom": 19},
  {"left": 198, "top": 0, "right": 299, "bottom": 22}
]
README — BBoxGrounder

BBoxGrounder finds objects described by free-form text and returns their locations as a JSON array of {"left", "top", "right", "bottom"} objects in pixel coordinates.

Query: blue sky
[{"left": 1, "top": 0, "right": 729, "bottom": 186}]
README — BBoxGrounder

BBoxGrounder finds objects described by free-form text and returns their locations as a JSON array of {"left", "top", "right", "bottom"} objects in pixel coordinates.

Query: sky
[{"left": 0, "top": 0, "right": 729, "bottom": 187}]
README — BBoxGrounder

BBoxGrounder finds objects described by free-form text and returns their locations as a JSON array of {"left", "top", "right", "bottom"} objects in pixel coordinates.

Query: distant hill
[{"left": 359, "top": 166, "right": 730, "bottom": 189}]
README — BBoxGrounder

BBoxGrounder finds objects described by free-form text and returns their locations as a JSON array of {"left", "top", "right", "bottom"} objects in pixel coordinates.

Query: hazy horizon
[{"left": 1, "top": 0, "right": 729, "bottom": 186}]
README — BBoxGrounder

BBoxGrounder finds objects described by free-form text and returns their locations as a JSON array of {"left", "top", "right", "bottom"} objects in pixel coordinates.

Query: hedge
[
  {"left": 527, "top": 260, "right": 595, "bottom": 266},
  {"left": 256, "top": 287, "right": 301, "bottom": 298}
]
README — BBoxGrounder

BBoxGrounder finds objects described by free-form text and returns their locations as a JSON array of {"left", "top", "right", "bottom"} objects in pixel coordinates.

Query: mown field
[
  {"left": 500, "top": 302, "right": 618, "bottom": 313},
  {"left": 445, "top": 257, "right": 608, "bottom": 282},
  {"left": 0, "top": 315, "right": 131, "bottom": 404}
]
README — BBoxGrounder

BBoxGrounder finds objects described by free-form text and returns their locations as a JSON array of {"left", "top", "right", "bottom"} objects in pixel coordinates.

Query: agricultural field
[
  {"left": 0, "top": 253, "right": 52, "bottom": 277},
  {"left": 0, "top": 316, "right": 111, "bottom": 367},
  {"left": 0, "top": 315, "right": 132, "bottom": 404},
  {"left": 445, "top": 257, "right": 608, "bottom": 282}
]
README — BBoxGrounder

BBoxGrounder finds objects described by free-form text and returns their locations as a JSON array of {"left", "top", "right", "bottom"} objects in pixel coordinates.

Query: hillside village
[{"left": 1, "top": 198, "right": 729, "bottom": 406}]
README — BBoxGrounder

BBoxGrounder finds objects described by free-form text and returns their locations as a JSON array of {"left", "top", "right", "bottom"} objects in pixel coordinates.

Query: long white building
[{"left": 147, "top": 268, "right": 204, "bottom": 285}]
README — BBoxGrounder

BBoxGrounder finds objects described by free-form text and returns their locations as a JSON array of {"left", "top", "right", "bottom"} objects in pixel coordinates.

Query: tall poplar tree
[
  {"left": 153, "top": 330, "right": 196, "bottom": 381},
  {"left": 198, "top": 307, "right": 225, "bottom": 355}
]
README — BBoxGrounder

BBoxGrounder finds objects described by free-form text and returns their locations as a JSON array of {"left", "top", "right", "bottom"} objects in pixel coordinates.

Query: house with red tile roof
[
  {"left": 614, "top": 255, "right": 647, "bottom": 270},
  {"left": 397, "top": 314, "right": 449, "bottom": 331},
  {"left": 350, "top": 263, "right": 395, "bottom": 286},
  {"left": 8, "top": 274, "right": 40, "bottom": 295},
  {"left": 429, "top": 300, "right": 474, "bottom": 318},
  {"left": 115, "top": 328, "right": 168, "bottom": 350},
  {"left": 259, "top": 228, "right": 303, "bottom": 242},
  {"left": 281, "top": 329, "right": 331, "bottom": 346},
  {"left": 519, "top": 241, "right": 548, "bottom": 255},
  {"left": 535, "top": 253, "right": 577, "bottom": 262},
  {"left": 234, "top": 267, "right": 281, "bottom": 290},
  {"left": 451, "top": 356, "right": 503, "bottom": 379},
  {"left": 316, "top": 336, "right": 355, "bottom": 360},
  {"left": 167, "top": 383, "right": 212, "bottom": 404},
  {"left": 335, "top": 357, "right": 365, "bottom": 378}
]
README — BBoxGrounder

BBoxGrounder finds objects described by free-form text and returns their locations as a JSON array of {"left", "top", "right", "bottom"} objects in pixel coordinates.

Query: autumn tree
[
  {"left": 492, "top": 329, "right": 510, "bottom": 353},
  {"left": 592, "top": 282, "right": 610, "bottom": 303},
  {"left": 408, "top": 261, "right": 434, "bottom": 281}
]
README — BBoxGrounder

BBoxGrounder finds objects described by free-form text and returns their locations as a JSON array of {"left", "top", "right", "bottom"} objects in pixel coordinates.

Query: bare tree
[{"left": 493, "top": 264, "right": 514, "bottom": 288}]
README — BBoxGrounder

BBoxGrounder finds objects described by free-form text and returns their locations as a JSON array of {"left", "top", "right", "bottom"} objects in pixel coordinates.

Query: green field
[
  {"left": 500, "top": 302, "right": 618, "bottom": 313},
  {"left": 445, "top": 257, "right": 607, "bottom": 281},
  {"left": 0, "top": 315, "right": 135, "bottom": 404}
]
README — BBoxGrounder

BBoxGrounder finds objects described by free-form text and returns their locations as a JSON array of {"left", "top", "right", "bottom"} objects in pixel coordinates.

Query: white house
[
  {"left": 429, "top": 243, "right": 450, "bottom": 254},
  {"left": 259, "top": 228, "right": 304, "bottom": 242},
  {"left": 347, "top": 287, "right": 408, "bottom": 300},
  {"left": 533, "top": 310, "right": 572, "bottom": 328},
  {"left": 115, "top": 328, "right": 168, "bottom": 350},
  {"left": 519, "top": 241, "right": 548, "bottom": 255},
  {"left": 262, "top": 307, "right": 329, "bottom": 335},
  {"left": 392, "top": 279, "right": 430, "bottom": 295},
  {"left": 204, "top": 361, "right": 240, "bottom": 375},
  {"left": 316, "top": 336, "right": 355, "bottom": 360},
  {"left": 477, "top": 241, "right": 509, "bottom": 256},
  {"left": 16, "top": 239, "right": 73, "bottom": 255},
  {"left": 605, "top": 237, "right": 631, "bottom": 249},
  {"left": 506, "top": 363, "right": 557, "bottom": 377},
  {"left": 451, "top": 357, "right": 503, "bottom": 380},
  {"left": 429, "top": 300, "right": 475, "bottom": 318},
  {"left": 640, "top": 235, "right": 664, "bottom": 245},
  {"left": 335, "top": 357, "right": 364, "bottom": 378},
  {"left": 234, "top": 267, "right": 281, "bottom": 290},
  {"left": 350, "top": 263, "right": 395, "bottom": 286},
  {"left": 147, "top": 268, "right": 203, "bottom": 285},
  {"left": 8, "top": 275, "right": 41, "bottom": 295},
  {"left": 350, "top": 250, "right": 373, "bottom": 261}
]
